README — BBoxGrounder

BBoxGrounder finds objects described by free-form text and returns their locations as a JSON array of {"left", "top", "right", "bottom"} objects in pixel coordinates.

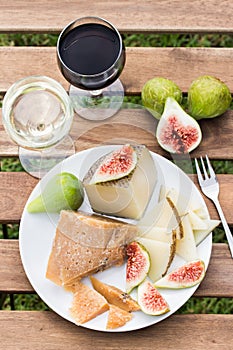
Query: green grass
[
  {"left": 0, "top": 32, "right": 232, "bottom": 314},
  {"left": 0, "top": 32, "right": 233, "bottom": 47}
]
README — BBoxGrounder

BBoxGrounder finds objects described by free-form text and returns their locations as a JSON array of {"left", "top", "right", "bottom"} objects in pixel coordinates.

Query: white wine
[
  {"left": 10, "top": 89, "right": 67, "bottom": 148},
  {"left": 3, "top": 76, "right": 73, "bottom": 150}
]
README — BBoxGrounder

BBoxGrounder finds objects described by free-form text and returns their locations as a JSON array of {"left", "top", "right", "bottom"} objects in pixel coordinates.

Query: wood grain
[
  {"left": 0, "top": 172, "right": 38, "bottom": 223},
  {"left": 1, "top": 311, "right": 233, "bottom": 349},
  {"left": 0, "top": 0, "right": 233, "bottom": 34},
  {"left": 1, "top": 107, "right": 233, "bottom": 159},
  {"left": 1, "top": 241, "right": 233, "bottom": 297},
  {"left": 0, "top": 171, "right": 232, "bottom": 224},
  {"left": 0, "top": 240, "right": 33, "bottom": 292},
  {"left": 1, "top": 47, "right": 233, "bottom": 93}
]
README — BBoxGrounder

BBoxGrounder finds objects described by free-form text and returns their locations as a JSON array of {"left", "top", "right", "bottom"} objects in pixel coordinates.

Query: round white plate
[{"left": 19, "top": 145, "right": 212, "bottom": 332}]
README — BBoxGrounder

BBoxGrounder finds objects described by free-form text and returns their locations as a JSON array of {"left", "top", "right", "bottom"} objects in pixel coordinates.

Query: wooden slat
[
  {"left": 1, "top": 47, "right": 233, "bottom": 94},
  {"left": 0, "top": 240, "right": 32, "bottom": 292},
  {"left": 1, "top": 107, "right": 233, "bottom": 159},
  {"left": 1, "top": 311, "right": 233, "bottom": 349},
  {"left": 0, "top": 0, "right": 233, "bottom": 34},
  {"left": 195, "top": 243, "right": 233, "bottom": 297},
  {"left": 0, "top": 173, "right": 38, "bottom": 223},
  {"left": 0, "top": 240, "right": 233, "bottom": 297},
  {"left": 0, "top": 170, "right": 233, "bottom": 225}
]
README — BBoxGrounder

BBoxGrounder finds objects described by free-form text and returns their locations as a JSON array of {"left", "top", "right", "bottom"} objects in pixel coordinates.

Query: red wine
[{"left": 58, "top": 23, "right": 125, "bottom": 90}]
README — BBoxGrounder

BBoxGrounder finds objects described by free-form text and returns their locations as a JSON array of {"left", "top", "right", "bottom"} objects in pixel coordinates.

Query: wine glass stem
[{"left": 90, "top": 89, "right": 103, "bottom": 97}]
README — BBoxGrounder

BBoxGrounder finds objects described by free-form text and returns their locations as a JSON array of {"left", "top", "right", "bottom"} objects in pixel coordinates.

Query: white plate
[{"left": 19, "top": 145, "right": 212, "bottom": 332}]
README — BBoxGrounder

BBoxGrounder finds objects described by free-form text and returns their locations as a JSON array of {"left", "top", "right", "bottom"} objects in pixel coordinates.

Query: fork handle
[{"left": 213, "top": 198, "right": 233, "bottom": 258}]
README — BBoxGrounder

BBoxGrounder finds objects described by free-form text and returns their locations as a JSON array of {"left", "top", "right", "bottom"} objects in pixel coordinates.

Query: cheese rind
[{"left": 83, "top": 145, "right": 157, "bottom": 219}]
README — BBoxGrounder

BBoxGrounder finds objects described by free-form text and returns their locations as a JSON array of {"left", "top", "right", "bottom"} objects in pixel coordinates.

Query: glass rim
[
  {"left": 56, "top": 16, "right": 124, "bottom": 79},
  {"left": 3, "top": 75, "right": 71, "bottom": 110}
]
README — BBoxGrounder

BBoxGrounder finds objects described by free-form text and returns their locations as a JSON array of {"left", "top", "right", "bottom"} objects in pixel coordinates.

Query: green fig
[
  {"left": 188, "top": 75, "right": 232, "bottom": 119},
  {"left": 141, "top": 77, "right": 182, "bottom": 119},
  {"left": 27, "top": 172, "right": 84, "bottom": 213}
]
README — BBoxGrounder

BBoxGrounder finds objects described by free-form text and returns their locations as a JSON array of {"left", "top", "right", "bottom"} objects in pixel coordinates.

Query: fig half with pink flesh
[
  {"left": 138, "top": 279, "right": 169, "bottom": 316},
  {"left": 154, "top": 260, "right": 205, "bottom": 289},
  {"left": 126, "top": 241, "right": 150, "bottom": 293},
  {"left": 90, "top": 144, "right": 137, "bottom": 184},
  {"left": 156, "top": 97, "right": 202, "bottom": 154}
]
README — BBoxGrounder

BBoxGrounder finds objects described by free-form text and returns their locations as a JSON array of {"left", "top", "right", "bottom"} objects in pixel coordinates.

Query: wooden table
[{"left": 1, "top": 1, "right": 233, "bottom": 349}]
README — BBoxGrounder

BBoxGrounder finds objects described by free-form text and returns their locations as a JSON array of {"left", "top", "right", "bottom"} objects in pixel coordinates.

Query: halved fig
[
  {"left": 90, "top": 144, "right": 137, "bottom": 184},
  {"left": 154, "top": 260, "right": 205, "bottom": 289},
  {"left": 138, "top": 280, "right": 169, "bottom": 316},
  {"left": 156, "top": 97, "right": 202, "bottom": 153},
  {"left": 126, "top": 241, "right": 150, "bottom": 293}
]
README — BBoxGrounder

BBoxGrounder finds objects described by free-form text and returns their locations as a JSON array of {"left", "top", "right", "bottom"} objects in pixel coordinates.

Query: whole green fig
[
  {"left": 187, "top": 75, "right": 232, "bottom": 119},
  {"left": 27, "top": 172, "right": 84, "bottom": 213},
  {"left": 141, "top": 77, "right": 182, "bottom": 119}
]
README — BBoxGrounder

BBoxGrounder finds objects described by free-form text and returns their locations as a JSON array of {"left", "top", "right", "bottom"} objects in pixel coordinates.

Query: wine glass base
[
  {"left": 69, "top": 79, "right": 124, "bottom": 120},
  {"left": 19, "top": 135, "right": 75, "bottom": 178}
]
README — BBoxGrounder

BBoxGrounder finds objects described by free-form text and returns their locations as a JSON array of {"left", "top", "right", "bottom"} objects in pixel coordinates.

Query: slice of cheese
[
  {"left": 106, "top": 304, "right": 132, "bottom": 329},
  {"left": 139, "top": 226, "right": 173, "bottom": 244},
  {"left": 70, "top": 281, "right": 109, "bottom": 325},
  {"left": 137, "top": 237, "right": 171, "bottom": 282},
  {"left": 194, "top": 219, "right": 220, "bottom": 246},
  {"left": 83, "top": 145, "right": 157, "bottom": 220},
  {"left": 176, "top": 215, "right": 198, "bottom": 261},
  {"left": 188, "top": 210, "right": 208, "bottom": 230}
]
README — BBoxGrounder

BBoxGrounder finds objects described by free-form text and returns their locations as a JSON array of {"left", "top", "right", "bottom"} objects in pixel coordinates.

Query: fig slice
[
  {"left": 90, "top": 144, "right": 137, "bottom": 184},
  {"left": 154, "top": 260, "right": 205, "bottom": 289},
  {"left": 138, "top": 279, "right": 169, "bottom": 316},
  {"left": 126, "top": 241, "right": 150, "bottom": 293},
  {"left": 156, "top": 97, "right": 202, "bottom": 153}
]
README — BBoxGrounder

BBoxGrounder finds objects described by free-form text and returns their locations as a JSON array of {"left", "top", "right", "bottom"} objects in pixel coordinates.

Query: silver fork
[{"left": 195, "top": 155, "right": 233, "bottom": 258}]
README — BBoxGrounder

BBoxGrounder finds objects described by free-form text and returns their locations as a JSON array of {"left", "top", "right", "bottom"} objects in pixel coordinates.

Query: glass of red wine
[{"left": 57, "top": 16, "right": 126, "bottom": 120}]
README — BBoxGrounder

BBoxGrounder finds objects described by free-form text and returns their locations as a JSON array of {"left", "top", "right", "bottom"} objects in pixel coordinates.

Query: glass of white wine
[{"left": 2, "top": 75, "right": 75, "bottom": 178}]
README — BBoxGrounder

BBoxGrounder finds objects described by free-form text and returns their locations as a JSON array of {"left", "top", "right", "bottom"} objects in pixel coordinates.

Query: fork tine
[
  {"left": 200, "top": 156, "right": 209, "bottom": 179},
  {"left": 205, "top": 155, "right": 216, "bottom": 178},
  {"left": 195, "top": 158, "right": 204, "bottom": 184}
]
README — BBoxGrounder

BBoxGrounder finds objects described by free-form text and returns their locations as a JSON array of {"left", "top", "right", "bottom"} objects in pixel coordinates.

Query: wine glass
[
  {"left": 57, "top": 16, "right": 126, "bottom": 120},
  {"left": 2, "top": 75, "right": 75, "bottom": 178}
]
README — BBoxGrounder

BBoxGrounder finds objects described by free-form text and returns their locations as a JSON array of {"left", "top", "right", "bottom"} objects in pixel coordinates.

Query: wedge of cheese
[
  {"left": 83, "top": 145, "right": 157, "bottom": 219},
  {"left": 70, "top": 281, "right": 109, "bottom": 325},
  {"left": 106, "top": 304, "right": 132, "bottom": 329},
  {"left": 46, "top": 210, "right": 138, "bottom": 286}
]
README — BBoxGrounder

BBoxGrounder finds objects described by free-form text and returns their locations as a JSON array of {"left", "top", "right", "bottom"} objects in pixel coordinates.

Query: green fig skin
[
  {"left": 141, "top": 77, "right": 182, "bottom": 119},
  {"left": 27, "top": 172, "right": 84, "bottom": 213},
  {"left": 188, "top": 75, "right": 232, "bottom": 120}
]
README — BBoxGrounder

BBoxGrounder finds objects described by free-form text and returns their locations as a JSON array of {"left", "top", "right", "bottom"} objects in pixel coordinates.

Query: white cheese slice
[
  {"left": 188, "top": 210, "right": 208, "bottom": 230},
  {"left": 194, "top": 219, "right": 220, "bottom": 246},
  {"left": 137, "top": 237, "right": 171, "bottom": 282},
  {"left": 176, "top": 215, "right": 198, "bottom": 261},
  {"left": 138, "top": 226, "right": 173, "bottom": 244}
]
